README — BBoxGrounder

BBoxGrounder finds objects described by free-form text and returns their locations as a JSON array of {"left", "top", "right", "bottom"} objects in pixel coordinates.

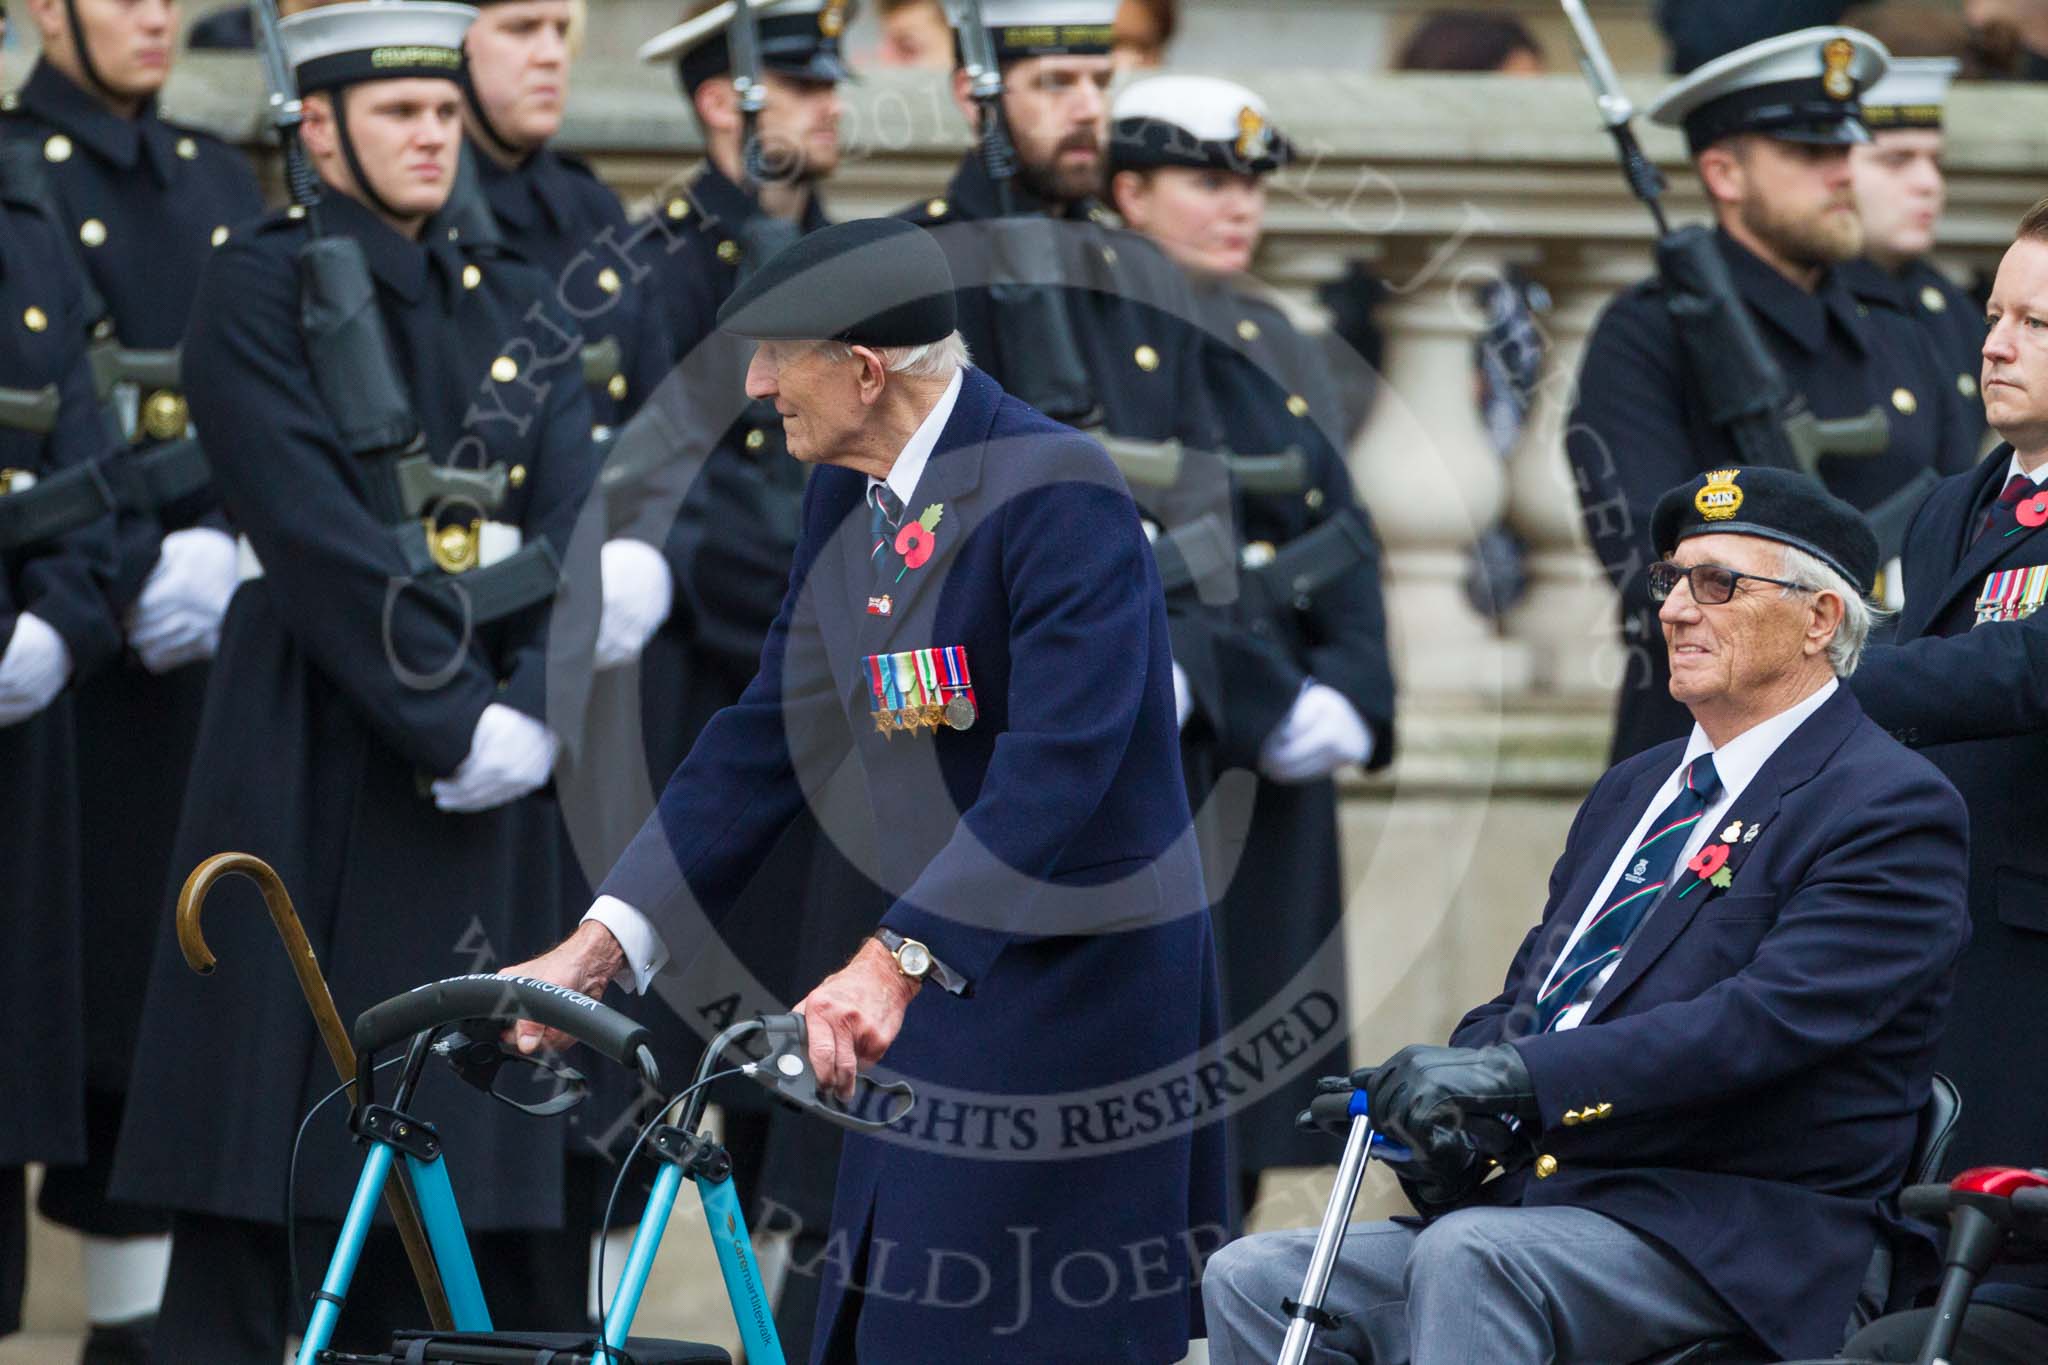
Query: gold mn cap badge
[
  {"left": 819, "top": 0, "right": 847, "bottom": 37},
  {"left": 1236, "top": 106, "right": 1270, "bottom": 161},
  {"left": 1695, "top": 469, "right": 1744, "bottom": 521},
  {"left": 1822, "top": 38, "right": 1856, "bottom": 101}
]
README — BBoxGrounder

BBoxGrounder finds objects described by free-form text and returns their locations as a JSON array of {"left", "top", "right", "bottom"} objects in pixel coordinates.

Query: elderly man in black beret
[
  {"left": 1204, "top": 468, "right": 1971, "bottom": 1364},
  {"left": 508, "top": 218, "right": 1227, "bottom": 1363}
]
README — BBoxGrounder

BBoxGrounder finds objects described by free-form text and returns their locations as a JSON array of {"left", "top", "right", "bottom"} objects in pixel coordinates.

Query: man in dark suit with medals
[
  {"left": 2, "top": 3, "right": 263, "bottom": 1350},
  {"left": 0, "top": 130, "right": 122, "bottom": 1357},
  {"left": 1206, "top": 469, "right": 1969, "bottom": 1364},
  {"left": 1849, "top": 198, "right": 2048, "bottom": 1175},
  {"left": 507, "top": 218, "right": 1228, "bottom": 1364},
  {"left": 1567, "top": 28, "right": 1976, "bottom": 763},
  {"left": 107, "top": 5, "right": 601, "bottom": 1359}
]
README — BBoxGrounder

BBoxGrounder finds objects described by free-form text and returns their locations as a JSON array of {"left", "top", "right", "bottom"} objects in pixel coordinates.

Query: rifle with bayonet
[
  {"left": 1559, "top": 0, "right": 1922, "bottom": 560},
  {"left": 948, "top": 0, "right": 1098, "bottom": 426},
  {"left": 252, "top": 0, "right": 558, "bottom": 625},
  {"left": 726, "top": 0, "right": 803, "bottom": 278}
]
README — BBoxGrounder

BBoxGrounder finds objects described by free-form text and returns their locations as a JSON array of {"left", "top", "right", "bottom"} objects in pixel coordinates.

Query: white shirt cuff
[{"left": 583, "top": 895, "right": 670, "bottom": 994}]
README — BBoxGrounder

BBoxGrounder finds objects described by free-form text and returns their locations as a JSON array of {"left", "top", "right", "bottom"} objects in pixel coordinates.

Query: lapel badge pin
[
  {"left": 1720, "top": 820, "right": 1743, "bottom": 842},
  {"left": 867, "top": 595, "right": 892, "bottom": 617},
  {"left": 1743, "top": 824, "right": 1760, "bottom": 843}
]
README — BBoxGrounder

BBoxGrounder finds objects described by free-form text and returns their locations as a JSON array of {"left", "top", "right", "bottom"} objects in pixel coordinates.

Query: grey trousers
[{"left": 1201, "top": 1206, "right": 1748, "bottom": 1365}]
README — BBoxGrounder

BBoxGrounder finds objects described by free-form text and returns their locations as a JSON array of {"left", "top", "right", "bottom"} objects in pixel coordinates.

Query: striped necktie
[
  {"left": 1974, "top": 474, "right": 2035, "bottom": 546},
  {"left": 1534, "top": 753, "right": 1723, "bottom": 1033}
]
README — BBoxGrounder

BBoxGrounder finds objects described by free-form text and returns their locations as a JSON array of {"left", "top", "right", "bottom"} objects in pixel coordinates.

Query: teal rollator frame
[{"left": 293, "top": 975, "right": 903, "bottom": 1365}]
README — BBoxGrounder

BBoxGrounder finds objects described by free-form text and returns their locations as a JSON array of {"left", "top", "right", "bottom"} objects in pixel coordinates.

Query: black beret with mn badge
[{"left": 1653, "top": 466, "right": 1881, "bottom": 598}]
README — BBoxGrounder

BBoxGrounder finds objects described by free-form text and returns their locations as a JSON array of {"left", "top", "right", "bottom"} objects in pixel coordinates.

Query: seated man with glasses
[{"left": 1201, "top": 467, "right": 1971, "bottom": 1365}]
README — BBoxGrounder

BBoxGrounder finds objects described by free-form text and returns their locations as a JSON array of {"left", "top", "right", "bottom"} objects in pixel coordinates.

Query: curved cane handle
[
  {"left": 177, "top": 852, "right": 355, "bottom": 1085},
  {"left": 173, "top": 852, "right": 455, "bottom": 1331}
]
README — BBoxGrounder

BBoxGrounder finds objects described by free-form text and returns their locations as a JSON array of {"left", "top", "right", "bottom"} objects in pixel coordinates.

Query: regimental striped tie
[
  {"left": 1534, "top": 753, "right": 1723, "bottom": 1034},
  {"left": 870, "top": 483, "right": 905, "bottom": 571}
]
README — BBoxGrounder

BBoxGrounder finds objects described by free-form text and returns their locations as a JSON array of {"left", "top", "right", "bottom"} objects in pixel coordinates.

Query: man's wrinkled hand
[
  {"left": 795, "top": 938, "right": 920, "bottom": 1101},
  {"left": 498, "top": 920, "right": 626, "bottom": 1056}
]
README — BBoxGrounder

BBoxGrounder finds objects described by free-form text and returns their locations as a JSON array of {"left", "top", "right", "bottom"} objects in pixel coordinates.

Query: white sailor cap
[
  {"left": 1110, "top": 75, "right": 1295, "bottom": 176},
  {"left": 280, "top": 0, "right": 477, "bottom": 96},
  {"left": 1859, "top": 56, "right": 1959, "bottom": 131},
  {"left": 956, "top": 0, "right": 1117, "bottom": 61},
  {"left": 1647, "top": 27, "right": 1891, "bottom": 156},
  {"left": 639, "top": 0, "right": 855, "bottom": 92}
]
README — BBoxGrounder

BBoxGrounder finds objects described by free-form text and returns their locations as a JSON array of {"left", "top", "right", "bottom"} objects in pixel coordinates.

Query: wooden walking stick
[{"left": 177, "top": 851, "right": 456, "bottom": 1331}]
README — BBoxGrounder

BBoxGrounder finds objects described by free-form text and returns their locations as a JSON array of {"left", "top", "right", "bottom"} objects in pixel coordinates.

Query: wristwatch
[{"left": 872, "top": 927, "right": 970, "bottom": 996}]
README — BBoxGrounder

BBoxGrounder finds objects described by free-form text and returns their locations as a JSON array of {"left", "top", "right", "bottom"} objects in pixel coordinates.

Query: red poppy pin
[
  {"left": 893, "top": 504, "right": 943, "bottom": 581},
  {"left": 2018, "top": 495, "right": 2048, "bottom": 529},
  {"left": 1679, "top": 842, "right": 1734, "bottom": 896}
]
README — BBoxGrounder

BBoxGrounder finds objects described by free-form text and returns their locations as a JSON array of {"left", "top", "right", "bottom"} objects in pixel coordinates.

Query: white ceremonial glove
[
  {"left": 1259, "top": 681, "right": 1373, "bottom": 784},
  {"left": 0, "top": 612, "right": 73, "bottom": 726},
  {"left": 594, "top": 538, "right": 675, "bottom": 671},
  {"left": 1172, "top": 660, "right": 1193, "bottom": 731},
  {"left": 431, "top": 703, "right": 560, "bottom": 814},
  {"left": 126, "top": 527, "right": 239, "bottom": 674}
]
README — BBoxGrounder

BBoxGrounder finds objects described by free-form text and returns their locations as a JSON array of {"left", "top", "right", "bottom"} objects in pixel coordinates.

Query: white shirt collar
[
  {"left": 2007, "top": 449, "right": 2048, "bottom": 489},
  {"left": 868, "top": 368, "right": 964, "bottom": 510},
  {"left": 1677, "top": 676, "right": 1839, "bottom": 802}
]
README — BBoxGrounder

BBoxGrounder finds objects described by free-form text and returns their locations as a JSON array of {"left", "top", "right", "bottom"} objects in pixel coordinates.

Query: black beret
[
  {"left": 1652, "top": 467, "right": 1880, "bottom": 597},
  {"left": 716, "top": 218, "right": 957, "bottom": 348}
]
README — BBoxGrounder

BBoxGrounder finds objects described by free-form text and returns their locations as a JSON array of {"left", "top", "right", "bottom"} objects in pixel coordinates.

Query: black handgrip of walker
[
  {"left": 352, "top": 975, "right": 653, "bottom": 1074},
  {"left": 1899, "top": 1183, "right": 1956, "bottom": 1222},
  {"left": 2012, "top": 1186, "right": 2048, "bottom": 1221}
]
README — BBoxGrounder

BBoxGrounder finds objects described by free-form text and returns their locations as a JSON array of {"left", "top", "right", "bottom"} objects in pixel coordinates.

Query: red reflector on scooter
[{"left": 1951, "top": 1166, "right": 2048, "bottom": 1197}]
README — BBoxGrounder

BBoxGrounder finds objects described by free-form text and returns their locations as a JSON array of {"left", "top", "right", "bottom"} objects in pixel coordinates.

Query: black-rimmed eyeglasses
[{"left": 1647, "top": 560, "right": 1819, "bottom": 606}]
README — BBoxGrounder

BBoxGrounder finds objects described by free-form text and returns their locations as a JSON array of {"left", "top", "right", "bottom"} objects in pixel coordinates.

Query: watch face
[{"left": 897, "top": 940, "right": 933, "bottom": 978}]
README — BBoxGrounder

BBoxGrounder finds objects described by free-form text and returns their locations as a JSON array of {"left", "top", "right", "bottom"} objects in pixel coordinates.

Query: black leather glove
[{"left": 1357, "top": 1043, "right": 1541, "bottom": 1165}]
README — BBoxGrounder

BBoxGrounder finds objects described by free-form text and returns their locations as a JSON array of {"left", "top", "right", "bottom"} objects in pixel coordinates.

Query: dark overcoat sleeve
[{"left": 182, "top": 238, "right": 507, "bottom": 777}]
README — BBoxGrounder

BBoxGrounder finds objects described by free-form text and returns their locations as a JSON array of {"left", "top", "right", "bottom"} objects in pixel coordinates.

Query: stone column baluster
[
  {"left": 1503, "top": 241, "right": 1646, "bottom": 697},
  {"left": 1349, "top": 239, "right": 1532, "bottom": 699}
]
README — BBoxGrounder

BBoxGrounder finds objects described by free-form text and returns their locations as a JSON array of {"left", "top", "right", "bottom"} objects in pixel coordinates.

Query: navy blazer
[
  {"left": 1444, "top": 687, "right": 1968, "bottom": 1360},
  {"left": 1853, "top": 446, "right": 2048, "bottom": 1168},
  {"left": 601, "top": 366, "right": 1228, "bottom": 1362}
]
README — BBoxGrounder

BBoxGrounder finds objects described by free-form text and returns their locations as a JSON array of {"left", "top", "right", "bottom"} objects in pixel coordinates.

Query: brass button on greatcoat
[
  {"left": 1921, "top": 284, "right": 1947, "bottom": 313},
  {"left": 925, "top": 198, "right": 948, "bottom": 218},
  {"left": 176, "top": 136, "right": 199, "bottom": 161},
  {"left": 745, "top": 428, "right": 767, "bottom": 452},
  {"left": 597, "top": 267, "right": 622, "bottom": 295},
  {"left": 142, "top": 390, "right": 188, "bottom": 440},
  {"left": 717, "top": 240, "right": 742, "bottom": 265},
  {"left": 1237, "top": 318, "right": 1260, "bottom": 341},
  {"left": 1535, "top": 1155, "right": 1558, "bottom": 1179},
  {"left": 1892, "top": 387, "right": 1918, "bottom": 416},
  {"left": 491, "top": 356, "right": 518, "bottom": 383},
  {"left": 1133, "top": 345, "right": 1160, "bottom": 372},
  {"left": 22, "top": 306, "right": 46, "bottom": 333},
  {"left": 462, "top": 264, "right": 482, "bottom": 290},
  {"left": 79, "top": 218, "right": 106, "bottom": 248},
  {"left": 508, "top": 465, "right": 527, "bottom": 489},
  {"left": 211, "top": 225, "right": 229, "bottom": 246},
  {"left": 1287, "top": 394, "right": 1311, "bottom": 418},
  {"left": 607, "top": 373, "right": 628, "bottom": 401},
  {"left": 43, "top": 134, "right": 71, "bottom": 162},
  {"left": 666, "top": 197, "right": 691, "bottom": 220}
]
